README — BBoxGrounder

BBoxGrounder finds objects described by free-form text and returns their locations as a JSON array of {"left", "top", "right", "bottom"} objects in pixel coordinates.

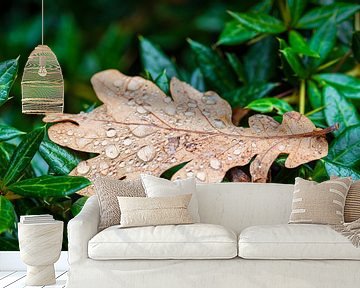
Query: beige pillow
[
  {"left": 344, "top": 180, "right": 360, "bottom": 223},
  {"left": 118, "top": 194, "right": 193, "bottom": 228},
  {"left": 93, "top": 176, "right": 146, "bottom": 230},
  {"left": 140, "top": 174, "right": 200, "bottom": 222},
  {"left": 289, "top": 177, "right": 352, "bottom": 225}
]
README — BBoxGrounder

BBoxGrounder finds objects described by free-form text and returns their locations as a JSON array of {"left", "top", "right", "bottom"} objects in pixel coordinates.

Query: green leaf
[
  {"left": 160, "top": 161, "right": 189, "bottom": 180},
  {"left": 307, "top": 111, "right": 327, "bottom": 128},
  {"left": 244, "top": 36, "right": 278, "bottom": 83},
  {"left": 190, "top": 68, "right": 205, "bottom": 92},
  {"left": 225, "top": 53, "right": 245, "bottom": 83},
  {"left": 327, "top": 124, "right": 360, "bottom": 168},
  {"left": 353, "top": 31, "right": 360, "bottom": 62},
  {"left": 323, "top": 160, "right": 360, "bottom": 180},
  {"left": 139, "top": 36, "right": 178, "bottom": 79},
  {"left": 0, "top": 124, "right": 25, "bottom": 142},
  {"left": 217, "top": 20, "right": 258, "bottom": 46},
  {"left": 0, "top": 58, "right": 19, "bottom": 107},
  {"left": 307, "top": 80, "right": 322, "bottom": 109},
  {"left": 289, "top": 31, "right": 319, "bottom": 57},
  {"left": 288, "top": 0, "right": 308, "bottom": 26},
  {"left": 278, "top": 38, "right": 297, "bottom": 83},
  {"left": 0, "top": 142, "right": 15, "bottom": 177},
  {"left": 228, "top": 11, "right": 286, "bottom": 34},
  {"left": 307, "top": 17, "right": 337, "bottom": 69},
  {"left": 246, "top": 98, "right": 293, "bottom": 115},
  {"left": 3, "top": 127, "right": 45, "bottom": 186},
  {"left": 0, "top": 234, "right": 19, "bottom": 251},
  {"left": 8, "top": 175, "right": 91, "bottom": 198},
  {"left": 297, "top": 3, "right": 360, "bottom": 29},
  {"left": 95, "top": 24, "right": 130, "bottom": 72},
  {"left": 39, "top": 139, "right": 81, "bottom": 175},
  {"left": 154, "top": 70, "right": 170, "bottom": 95},
  {"left": 312, "top": 73, "right": 360, "bottom": 99},
  {"left": 224, "top": 83, "right": 278, "bottom": 107},
  {"left": 188, "top": 39, "right": 237, "bottom": 93},
  {"left": 323, "top": 85, "right": 360, "bottom": 136},
  {"left": 280, "top": 47, "right": 307, "bottom": 78},
  {"left": 71, "top": 196, "right": 88, "bottom": 217},
  {"left": 0, "top": 196, "right": 16, "bottom": 234}
]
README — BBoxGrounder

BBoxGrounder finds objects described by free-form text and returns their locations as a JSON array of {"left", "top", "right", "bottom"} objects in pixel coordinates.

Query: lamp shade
[{"left": 21, "top": 45, "right": 64, "bottom": 114}]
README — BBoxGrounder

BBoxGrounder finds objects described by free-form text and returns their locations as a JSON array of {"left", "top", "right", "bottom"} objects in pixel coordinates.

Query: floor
[{"left": 0, "top": 271, "right": 67, "bottom": 288}]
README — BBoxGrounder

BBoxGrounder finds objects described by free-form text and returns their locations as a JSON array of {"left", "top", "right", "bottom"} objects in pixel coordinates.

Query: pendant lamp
[{"left": 21, "top": 0, "right": 64, "bottom": 114}]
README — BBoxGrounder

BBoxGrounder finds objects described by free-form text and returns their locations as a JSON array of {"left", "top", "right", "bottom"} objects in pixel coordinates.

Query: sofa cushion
[
  {"left": 88, "top": 223, "right": 237, "bottom": 260},
  {"left": 238, "top": 224, "right": 360, "bottom": 260}
]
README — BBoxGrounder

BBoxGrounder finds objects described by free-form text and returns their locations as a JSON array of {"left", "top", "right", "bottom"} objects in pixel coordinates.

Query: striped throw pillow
[
  {"left": 344, "top": 180, "right": 360, "bottom": 223},
  {"left": 289, "top": 177, "right": 352, "bottom": 225}
]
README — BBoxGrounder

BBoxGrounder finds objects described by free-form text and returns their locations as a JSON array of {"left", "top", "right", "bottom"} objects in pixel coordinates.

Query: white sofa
[{"left": 66, "top": 183, "right": 360, "bottom": 288}]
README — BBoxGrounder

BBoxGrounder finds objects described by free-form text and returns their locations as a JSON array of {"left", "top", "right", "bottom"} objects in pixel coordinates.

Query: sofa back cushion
[{"left": 195, "top": 183, "right": 293, "bottom": 234}]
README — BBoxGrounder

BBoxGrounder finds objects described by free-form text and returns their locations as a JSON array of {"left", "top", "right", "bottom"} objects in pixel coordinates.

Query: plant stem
[
  {"left": 355, "top": 12, "right": 360, "bottom": 31},
  {"left": 277, "top": 0, "right": 290, "bottom": 26},
  {"left": 299, "top": 79, "right": 306, "bottom": 115},
  {"left": 274, "top": 88, "right": 294, "bottom": 99},
  {"left": 247, "top": 34, "right": 267, "bottom": 45}
]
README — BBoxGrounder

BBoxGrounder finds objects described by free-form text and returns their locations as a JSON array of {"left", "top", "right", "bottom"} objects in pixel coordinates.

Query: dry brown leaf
[{"left": 43, "top": 70, "right": 335, "bottom": 196}]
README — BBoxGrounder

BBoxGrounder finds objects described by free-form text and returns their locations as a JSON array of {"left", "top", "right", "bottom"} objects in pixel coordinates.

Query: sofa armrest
[{"left": 68, "top": 195, "right": 100, "bottom": 264}]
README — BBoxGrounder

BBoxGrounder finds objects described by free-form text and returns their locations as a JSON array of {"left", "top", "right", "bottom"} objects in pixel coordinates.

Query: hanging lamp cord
[{"left": 42, "top": 0, "right": 44, "bottom": 45}]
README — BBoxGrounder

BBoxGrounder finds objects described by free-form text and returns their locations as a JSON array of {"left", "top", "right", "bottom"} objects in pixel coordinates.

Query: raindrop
[
  {"left": 127, "top": 99, "right": 136, "bottom": 106},
  {"left": 137, "top": 145, "right": 156, "bottom": 162},
  {"left": 113, "top": 80, "right": 123, "bottom": 87},
  {"left": 77, "top": 161, "right": 90, "bottom": 174},
  {"left": 213, "top": 119, "right": 225, "bottom": 129},
  {"left": 165, "top": 106, "right": 176, "bottom": 116},
  {"left": 123, "top": 138, "right": 133, "bottom": 146},
  {"left": 278, "top": 145, "right": 286, "bottom": 151},
  {"left": 136, "top": 106, "right": 147, "bottom": 114},
  {"left": 127, "top": 78, "right": 141, "bottom": 91},
  {"left": 196, "top": 172, "right": 206, "bottom": 181},
  {"left": 131, "top": 125, "right": 154, "bottom": 138},
  {"left": 233, "top": 149, "right": 241, "bottom": 155},
  {"left": 163, "top": 97, "right": 172, "bottom": 103},
  {"left": 67, "top": 130, "right": 74, "bottom": 136},
  {"left": 184, "top": 111, "right": 195, "bottom": 117},
  {"left": 76, "top": 138, "right": 92, "bottom": 148},
  {"left": 210, "top": 158, "right": 221, "bottom": 170},
  {"left": 105, "top": 145, "right": 119, "bottom": 159},
  {"left": 106, "top": 128, "right": 117, "bottom": 138}
]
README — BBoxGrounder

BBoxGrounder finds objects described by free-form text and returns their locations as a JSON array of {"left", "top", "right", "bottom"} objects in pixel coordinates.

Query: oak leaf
[{"left": 43, "top": 70, "right": 334, "bottom": 196}]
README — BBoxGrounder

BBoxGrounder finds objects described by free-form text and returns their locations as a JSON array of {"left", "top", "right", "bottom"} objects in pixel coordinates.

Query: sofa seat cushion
[
  {"left": 89, "top": 223, "right": 237, "bottom": 260},
  {"left": 238, "top": 224, "right": 360, "bottom": 260}
]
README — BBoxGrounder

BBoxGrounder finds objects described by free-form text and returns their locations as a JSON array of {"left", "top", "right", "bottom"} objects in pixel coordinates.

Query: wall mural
[{"left": 43, "top": 70, "right": 336, "bottom": 196}]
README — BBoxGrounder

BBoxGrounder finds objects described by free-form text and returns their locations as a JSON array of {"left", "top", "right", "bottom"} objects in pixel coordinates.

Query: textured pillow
[
  {"left": 344, "top": 180, "right": 360, "bottom": 223},
  {"left": 140, "top": 174, "right": 200, "bottom": 222},
  {"left": 117, "top": 194, "right": 193, "bottom": 228},
  {"left": 331, "top": 177, "right": 360, "bottom": 223},
  {"left": 289, "top": 177, "right": 352, "bottom": 225},
  {"left": 93, "top": 176, "right": 146, "bottom": 230}
]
